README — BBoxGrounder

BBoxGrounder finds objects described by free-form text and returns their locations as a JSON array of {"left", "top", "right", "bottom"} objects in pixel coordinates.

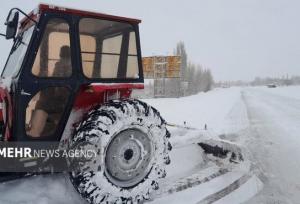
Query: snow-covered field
[
  {"left": 1, "top": 85, "right": 299, "bottom": 203},
  {"left": 144, "top": 87, "right": 248, "bottom": 135}
]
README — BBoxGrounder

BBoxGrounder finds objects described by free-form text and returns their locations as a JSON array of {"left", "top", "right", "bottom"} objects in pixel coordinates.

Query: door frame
[{"left": 15, "top": 12, "right": 80, "bottom": 141}]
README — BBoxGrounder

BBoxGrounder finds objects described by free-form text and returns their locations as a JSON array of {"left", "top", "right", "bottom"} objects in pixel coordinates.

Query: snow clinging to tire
[{"left": 69, "top": 99, "right": 171, "bottom": 204}]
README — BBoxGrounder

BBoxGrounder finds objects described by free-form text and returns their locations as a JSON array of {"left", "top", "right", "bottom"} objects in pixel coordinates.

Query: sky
[{"left": 0, "top": 0, "right": 300, "bottom": 81}]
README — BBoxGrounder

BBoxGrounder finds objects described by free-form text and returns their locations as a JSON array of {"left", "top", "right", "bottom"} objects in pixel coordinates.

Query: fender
[
  {"left": 73, "top": 83, "right": 144, "bottom": 110},
  {"left": 59, "top": 83, "right": 144, "bottom": 144}
]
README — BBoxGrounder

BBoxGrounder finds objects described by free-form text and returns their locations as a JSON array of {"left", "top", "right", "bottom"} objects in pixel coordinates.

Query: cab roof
[{"left": 21, "top": 4, "right": 141, "bottom": 29}]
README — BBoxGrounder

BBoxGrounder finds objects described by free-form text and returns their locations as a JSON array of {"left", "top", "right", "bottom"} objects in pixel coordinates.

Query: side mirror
[{"left": 5, "top": 10, "right": 19, "bottom": 40}]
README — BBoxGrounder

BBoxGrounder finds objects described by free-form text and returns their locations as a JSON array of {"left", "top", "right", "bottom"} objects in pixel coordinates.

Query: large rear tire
[{"left": 69, "top": 99, "right": 171, "bottom": 204}]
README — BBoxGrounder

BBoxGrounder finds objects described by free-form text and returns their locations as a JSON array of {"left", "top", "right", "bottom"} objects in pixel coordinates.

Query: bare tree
[{"left": 163, "top": 41, "right": 215, "bottom": 98}]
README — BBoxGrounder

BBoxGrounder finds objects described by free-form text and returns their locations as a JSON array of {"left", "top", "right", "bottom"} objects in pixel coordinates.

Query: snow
[
  {"left": 241, "top": 86, "right": 300, "bottom": 204},
  {"left": 2, "top": 85, "right": 299, "bottom": 203},
  {"left": 164, "top": 144, "right": 204, "bottom": 178},
  {"left": 0, "top": 174, "right": 85, "bottom": 204},
  {"left": 255, "top": 85, "right": 300, "bottom": 100},
  {"left": 0, "top": 77, "right": 12, "bottom": 91},
  {"left": 144, "top": 87, "right": 243, "bottom": 134},
  {"left": 150, "top": 162, "right": 253, "bottom": 204},
  {"left": 145, "top": 86, "right": 300, "bottom": 203},
  {"left": 215, "top": 175, "right": 263, "bottom": 204}
]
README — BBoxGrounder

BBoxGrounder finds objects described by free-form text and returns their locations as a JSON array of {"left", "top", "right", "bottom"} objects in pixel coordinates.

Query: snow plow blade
[
  {"left": 148, "top": 123, "right": 263, "bottom": 203},
  {"left": 167, "top": 123, "right": 244, "bottom": 163},
  {"left": 198, "top": 139, "right": 243, "bottom": 163}
]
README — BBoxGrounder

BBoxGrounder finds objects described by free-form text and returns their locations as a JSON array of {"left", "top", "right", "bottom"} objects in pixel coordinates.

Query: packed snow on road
[{"left": 1, "top": 85, "right": 300, "bottom": 204}]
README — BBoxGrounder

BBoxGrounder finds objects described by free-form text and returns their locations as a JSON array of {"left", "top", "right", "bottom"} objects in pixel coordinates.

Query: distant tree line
[
  {"left": 215, "top": 75, "right": 300, "bottom": 88},
  {"left": 251, "top": 75, "right": 300, "bottom": 86},
  {"left": 163, "top": 41, "right": 214, "bottom": 97}
]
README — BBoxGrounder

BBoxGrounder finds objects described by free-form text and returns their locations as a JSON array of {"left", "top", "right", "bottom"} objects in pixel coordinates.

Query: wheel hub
[
  {"left": 124, "top": 149, "right": 134, "bottom": 161},
  {"left": 105, "top": 129, "right": 152, "bottom": 188}
]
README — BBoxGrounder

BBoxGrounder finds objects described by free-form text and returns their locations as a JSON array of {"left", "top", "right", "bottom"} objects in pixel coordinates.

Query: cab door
[{"left": 16, "top": 14, "right": 78, "bottom": 141}]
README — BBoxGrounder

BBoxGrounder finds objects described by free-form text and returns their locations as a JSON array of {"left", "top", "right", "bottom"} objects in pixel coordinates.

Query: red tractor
[
  {"left": 0, "top": 4, "right": 171, "bottom": 203},
  {"left": 0, "top": 4, "right": 246, "bottom": 204}
]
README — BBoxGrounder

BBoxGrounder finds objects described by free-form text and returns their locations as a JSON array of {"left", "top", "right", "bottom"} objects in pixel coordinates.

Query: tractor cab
[{"left": 0, "top": 4, "right": 144, "bottom": 142}]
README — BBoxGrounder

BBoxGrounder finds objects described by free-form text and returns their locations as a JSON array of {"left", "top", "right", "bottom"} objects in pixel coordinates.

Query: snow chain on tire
[{"left": 69, "top": 99, "right": 172, "bottom": 204}]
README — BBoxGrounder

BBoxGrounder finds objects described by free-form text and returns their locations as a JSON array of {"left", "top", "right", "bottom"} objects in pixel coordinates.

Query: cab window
[
  {"left": 79, "top": 18, "right": 139, "bottom": 79},
  {"left": 32, "top": 18, "right": 72, "bottom": 78}
]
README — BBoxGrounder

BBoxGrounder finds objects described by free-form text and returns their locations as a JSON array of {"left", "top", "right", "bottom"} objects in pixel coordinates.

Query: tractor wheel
[{"left": 69, "top": 99, "right": 171, "bottom": 204}]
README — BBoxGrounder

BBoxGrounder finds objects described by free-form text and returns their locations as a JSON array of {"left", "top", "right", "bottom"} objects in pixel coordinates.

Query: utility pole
[{"left": 153, "top": 56, "right": 167, "bottom": 98}]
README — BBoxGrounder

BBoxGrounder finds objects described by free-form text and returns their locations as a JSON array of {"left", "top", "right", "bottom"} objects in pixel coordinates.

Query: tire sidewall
[{"left": 70, "top": 99, "right": 168, "bottom": 203}]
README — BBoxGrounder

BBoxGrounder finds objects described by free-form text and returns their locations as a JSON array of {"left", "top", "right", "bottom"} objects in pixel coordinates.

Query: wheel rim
[{"left": 105, "top": 129, "right": 152, "bottom": 188}]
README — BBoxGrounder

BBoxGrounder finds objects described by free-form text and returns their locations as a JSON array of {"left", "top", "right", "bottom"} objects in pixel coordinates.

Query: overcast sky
[{"left": 1, "top": 0, "right": 300, "bottom": 81}]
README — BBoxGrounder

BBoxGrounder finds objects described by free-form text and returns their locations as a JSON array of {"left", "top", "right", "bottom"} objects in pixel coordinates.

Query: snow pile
[{"left": 143, "top": 87, "right": 243, "bottom": 134}]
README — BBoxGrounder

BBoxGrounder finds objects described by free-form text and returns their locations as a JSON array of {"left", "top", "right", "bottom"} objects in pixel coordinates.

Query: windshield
[{"left": 1, "top": 26, "right": 34, "bottom": 78}]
